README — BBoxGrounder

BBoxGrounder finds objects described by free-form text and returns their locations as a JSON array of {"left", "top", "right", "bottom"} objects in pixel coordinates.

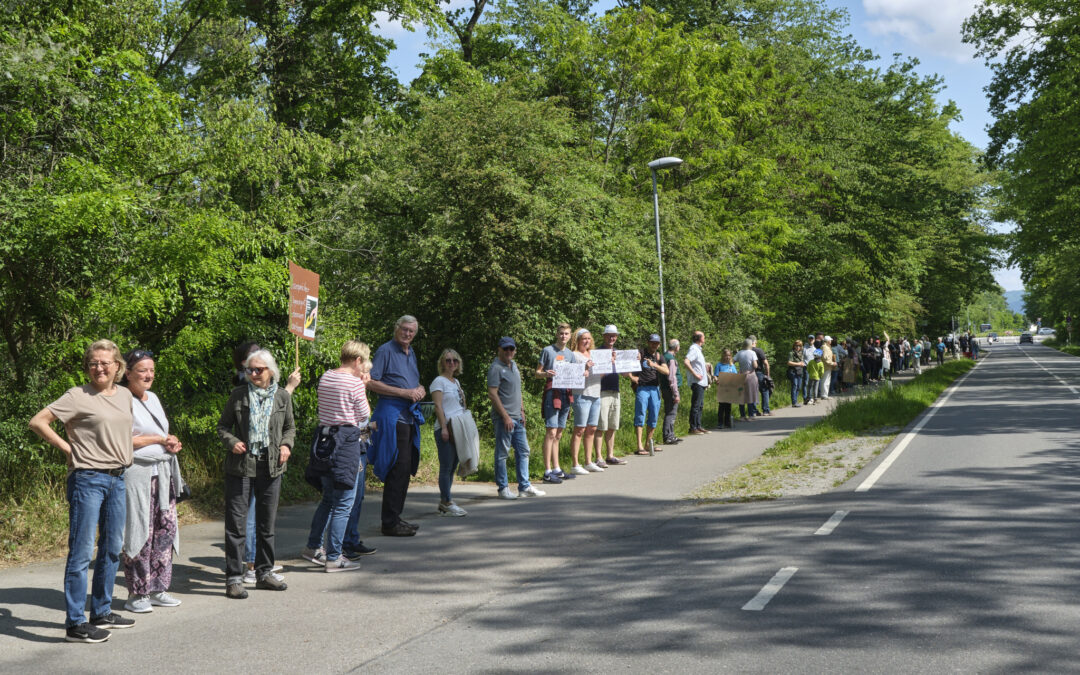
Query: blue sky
[{"left": 377, "top": 0, "right": 1022, "bottom": 290}]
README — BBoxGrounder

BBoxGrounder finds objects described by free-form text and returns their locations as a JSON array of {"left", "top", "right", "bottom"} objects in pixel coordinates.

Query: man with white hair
[
  {"left": 593, "top": 325, "right": 629, "bottom": 465},
  {"left": 820, "top": 335, "right": 835, "bottom": 400}
]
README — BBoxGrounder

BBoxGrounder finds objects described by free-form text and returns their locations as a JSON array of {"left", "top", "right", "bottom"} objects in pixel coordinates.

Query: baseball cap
[
  {"left": 808, "top": 333, "right": 815, "bottom": 340},
  {"left": 814, "top": 349, "right": 823, "bottom": 357},
  {"left": 824, "top": 335, "right": 832, "bottom": 342},
  {"left": 498, "top": 337, "right": 516, "bottom": 349},
  {"left": 648, "top": 333, "right": 661, "bottom": 343},
  {"left": 603, "top": 324, "right": 619, "bottom": 335}
]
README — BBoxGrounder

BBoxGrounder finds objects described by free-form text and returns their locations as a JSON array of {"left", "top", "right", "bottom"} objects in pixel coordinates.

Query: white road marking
[
  {"left": 854, "top": 358, "right": 984, "bottom": 492},
  {"left": 1021, "top": 348, "right": 1080, "bottom": 397},
  {"left": 742, "top": 567, "right": 798, "bottom": 611},
  {"left": 814, "top": 510, "right": 849, "bottom": 536}
]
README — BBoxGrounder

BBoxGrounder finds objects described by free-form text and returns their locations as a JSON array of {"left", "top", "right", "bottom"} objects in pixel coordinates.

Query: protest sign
[
  {"left": 713, "top": 372, "right": 747, "bottom": 404},
  {"left": 590, "top": 349, "right": 615, "bottom": 375},
  {"left": 288, "top": 262, "right": 319, "bottom": 341},
  {"left": 614, "top": 350, "right": 642, "bottom": 373},
  {"left": 552, "top": 361, "right": 586, "bottom": 389}
]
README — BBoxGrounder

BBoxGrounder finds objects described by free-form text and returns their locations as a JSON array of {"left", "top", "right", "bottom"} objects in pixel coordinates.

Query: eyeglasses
[
  {"left": 445, "top": 358, "right": 460, "bottom": 363},
  {"left": 502, "top": 346, "right": 516, "bottom": 352},
  {"left": 88, "top": 361, "right": 115, "bottom": 370},
  {"left": 246, "top": 367, "right": 267, "bottom": 376}
]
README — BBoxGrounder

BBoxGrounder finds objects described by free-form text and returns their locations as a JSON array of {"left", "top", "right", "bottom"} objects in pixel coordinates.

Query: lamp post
[{"left": 648, "top": 156, "right": 682, "bottom": 348}]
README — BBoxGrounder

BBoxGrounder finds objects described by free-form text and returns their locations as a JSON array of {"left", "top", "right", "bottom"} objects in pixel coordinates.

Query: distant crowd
[{"left": 28, "top": 318, "right": 978, "bottom": 643}]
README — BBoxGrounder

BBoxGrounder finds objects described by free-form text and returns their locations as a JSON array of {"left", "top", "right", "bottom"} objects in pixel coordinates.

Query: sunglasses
[
  {"left": 502, "top": 346, "right": 516, "bottom": 352},
  {"left": 246, "top": 367, "right": 267, "bottom": 376},
  {"left": 445, "top": 358, "right": 460, "bottom": 363}
]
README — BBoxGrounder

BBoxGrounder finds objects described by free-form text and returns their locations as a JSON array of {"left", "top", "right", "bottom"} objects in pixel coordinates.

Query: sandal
[{"left": 634, "top": 449, "right": 650, "bottom": 456}]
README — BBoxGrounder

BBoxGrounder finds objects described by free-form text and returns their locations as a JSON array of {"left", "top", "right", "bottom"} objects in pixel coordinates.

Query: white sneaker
[
  {"left": 439, "top": 502, "right": 468, "bottom": 517},
  {"left": 242, "top": 569, "right": 257, "bottom": 585},
  {"left": 325, "top": 557, "right": 362, "bottom": 573},
  {"left": 584, "top": 462, "right": 604, "bottom": 473},
  {"left": 148, "top": 591, "right": 181, "bottom": 607},
  {"left": 269, "top": 571, "right": 285, "bottom": 582},
  {"left": 570, "top": 465, "right": 590, "bottom": 475},
  {"left": 498, "top": 487, "right": 517, "bottom": 500},
  {"left": 124, "top": 595, "right": 153, "bottom": 613},
  {"left": 519, "top": 485, "right": 546, "bottom": 497}
]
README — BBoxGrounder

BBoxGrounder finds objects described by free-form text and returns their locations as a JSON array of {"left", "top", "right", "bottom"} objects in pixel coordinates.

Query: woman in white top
[
  {"left": 431, "top": 349, "right": 468, "bottom": 516},
  {"left": 121, "top": 349, "right": 184, "bottom": 614},
  {"left": 569, "top": 328, "right": 605, "bottom": 474}
]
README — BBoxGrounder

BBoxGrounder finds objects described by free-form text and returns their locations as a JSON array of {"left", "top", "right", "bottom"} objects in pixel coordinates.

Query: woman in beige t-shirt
[{"left": 29, "top": 339, "right": 136, "bottom": 643}]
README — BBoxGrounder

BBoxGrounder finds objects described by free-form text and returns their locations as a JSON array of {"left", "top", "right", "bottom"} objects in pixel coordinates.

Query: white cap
[
  {"left": 603, "top": 324, "right": 619, "bottom": 335},
  {"left": 824, "top": 335, "right": 832, "bottom": 342}
]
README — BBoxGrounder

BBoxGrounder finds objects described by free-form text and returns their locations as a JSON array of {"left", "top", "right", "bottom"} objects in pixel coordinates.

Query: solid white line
[
  {"left": 854, "top": 358, "right": 983, "bottom": 492},
  {"left": 1021, "top": 349, "right": 1080, "bottom": 397},
  {"left": 742, "top": 567, "right": 798, "bottom": 611},
  {"left": 814, "top": 510, "right": 849, "bottom": 536}
]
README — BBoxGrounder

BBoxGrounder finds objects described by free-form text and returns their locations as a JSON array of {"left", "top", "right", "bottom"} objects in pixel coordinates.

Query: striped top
[{"left": 317, "top": 369, "right": 370, "bottom": 427}]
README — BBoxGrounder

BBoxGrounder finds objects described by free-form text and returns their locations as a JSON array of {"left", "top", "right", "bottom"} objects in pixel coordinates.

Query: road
[{"left": 3, "top": 343, "right": 1079, "bottom": 672}]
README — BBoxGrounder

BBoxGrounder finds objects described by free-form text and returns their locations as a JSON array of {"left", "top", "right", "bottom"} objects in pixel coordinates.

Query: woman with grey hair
[{"left": 217, "top": 349, "right": 295, "bottom": 599}]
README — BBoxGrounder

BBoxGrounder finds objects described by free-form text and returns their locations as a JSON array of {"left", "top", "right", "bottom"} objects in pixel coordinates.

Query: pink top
[{"left": 317, "top": 369, "right": 370, "bottom": 426}]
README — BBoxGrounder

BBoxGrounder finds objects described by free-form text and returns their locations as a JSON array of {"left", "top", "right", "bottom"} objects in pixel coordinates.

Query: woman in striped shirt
[{"left": 302, "top": 341, "right": 371, "bottom": 572}]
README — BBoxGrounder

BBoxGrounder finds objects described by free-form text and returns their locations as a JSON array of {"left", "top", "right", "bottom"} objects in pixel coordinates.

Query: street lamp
[{"left": 648, "top": 156, "right": 683, "bottom": 348}]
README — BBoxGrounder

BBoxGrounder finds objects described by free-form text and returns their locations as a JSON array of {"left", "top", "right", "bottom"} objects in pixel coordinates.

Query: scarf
[{"left": 247, "top": 381, "right": 278, "bottom": 455}]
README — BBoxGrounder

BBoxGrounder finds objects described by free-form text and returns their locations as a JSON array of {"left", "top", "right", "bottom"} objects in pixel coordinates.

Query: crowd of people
[{"left": 27, "top": 318, "right": 978, "bottom": 643}]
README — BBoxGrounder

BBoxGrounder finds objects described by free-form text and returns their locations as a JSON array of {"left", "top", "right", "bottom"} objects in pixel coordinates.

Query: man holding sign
[
  {"left": 594, "top": 325, "right": 629, "bottom": 466},
  {"left": 535, "top": 324, "right": 576, "bottom": 484}
]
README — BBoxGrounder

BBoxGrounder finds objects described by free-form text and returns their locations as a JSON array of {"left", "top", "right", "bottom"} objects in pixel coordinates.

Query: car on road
[
  {"left": 1038, "top": 327, "right": 1056, "bottom": 335},
  {"left": 1020, "top": 332, "right": 1034, "bottom": 344}
]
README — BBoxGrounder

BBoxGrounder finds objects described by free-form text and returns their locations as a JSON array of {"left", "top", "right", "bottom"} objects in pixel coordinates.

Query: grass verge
[
  {"left": 691, "top": 358, "right": 976, "bottom": 502},
  {"left": 1042, "top": 338, "right": 1080, "bottom": 357}
]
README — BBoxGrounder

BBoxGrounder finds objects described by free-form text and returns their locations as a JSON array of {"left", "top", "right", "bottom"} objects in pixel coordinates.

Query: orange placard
[{"left": 288, "top": 261, "right": 320, "bottom": 341}]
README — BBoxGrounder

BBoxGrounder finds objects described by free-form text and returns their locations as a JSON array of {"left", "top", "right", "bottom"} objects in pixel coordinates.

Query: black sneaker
[
  {"left": 66, "top": 622, "right": 111, "bottom": 643},
  {"left": 381, "top": 522, "right": 416, "bottom": 537},
  {"left": 400, "top": 520, "right": 420, "bottom": 532},
  {"left": 255, "top": 574, "right": 288, "bottom": 591},
  {"left": 542, "top": 472, "right": 563, "bottom": 484},
  {"left": 343, "top": 543, "right": 378, "bottom": 560},
  {"left": 555, "top": 469, "right": 576, "bottom": 480},
  {"left": 89, "top": 613, "right": 135, "bottom": 630}
]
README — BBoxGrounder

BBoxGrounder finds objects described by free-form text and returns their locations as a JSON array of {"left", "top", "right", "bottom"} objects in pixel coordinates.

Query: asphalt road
[{"left": 4, "top": 344, "right": 1079, "bottom": 673}]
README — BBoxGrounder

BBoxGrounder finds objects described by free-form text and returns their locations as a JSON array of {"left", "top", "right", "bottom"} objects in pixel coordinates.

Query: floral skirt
[{"left": 123, "top": 476, "right": 177, "bottom": 595}]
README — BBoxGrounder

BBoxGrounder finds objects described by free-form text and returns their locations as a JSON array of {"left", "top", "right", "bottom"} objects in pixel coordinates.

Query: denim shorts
[
  {"left": 543, "top": 390, "right": 571, "bottom": 428},
  {"left": 572, "top": 395, "right": 601, "bottom": 428}
]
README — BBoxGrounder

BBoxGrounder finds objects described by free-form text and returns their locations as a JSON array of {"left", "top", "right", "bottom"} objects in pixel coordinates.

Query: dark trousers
[
  {"left": 661, "top": 388, "right": 678, "bottom": 442},
  {"left": 224, "top": 459, "right": 281, "bottom": 585},
  {"left": 716, "top": 402, "right": 732, "bottom": 428},
  {"left": 381, "top": 422, "right": 417, "bottom": 529},
  {"left": 689, "top": 383, "right": 705, "bottom": 431}
]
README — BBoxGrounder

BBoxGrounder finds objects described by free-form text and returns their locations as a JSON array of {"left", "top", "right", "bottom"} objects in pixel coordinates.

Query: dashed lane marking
[
  {"left": 814, "top": 510, "right": 849, "bottom": 536},
  {"left": 742, "top": 567, "right": 798, "bottom": 611}
]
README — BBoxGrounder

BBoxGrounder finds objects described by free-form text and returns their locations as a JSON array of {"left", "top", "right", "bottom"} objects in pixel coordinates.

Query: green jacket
[
  {"left": 807, "top": 359, "right": 825, "bottom": 381},
  {"left": 217, "top": 385, "right": 296, "bottom": 478}
]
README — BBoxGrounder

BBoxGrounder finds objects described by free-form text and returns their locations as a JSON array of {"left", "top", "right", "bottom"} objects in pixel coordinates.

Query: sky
[{"left": 377, "top": 0, "right": 1023, "bottom": 291}]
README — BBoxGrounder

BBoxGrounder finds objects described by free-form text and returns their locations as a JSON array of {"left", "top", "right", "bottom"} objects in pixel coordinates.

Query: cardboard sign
[
  {"left": 288, "top": 262, "right": 320, "bottom": 341},
  {"left": 713, "top": 372, "right": 747, "bottom": 404},
  {"left": 552, "top": 361, "right": 586, "bottom": 389}
]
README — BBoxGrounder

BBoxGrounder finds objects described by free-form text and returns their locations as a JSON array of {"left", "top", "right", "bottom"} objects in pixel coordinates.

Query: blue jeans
[
  {"left": 65, "top": 470, "right": 126, "bottom": 627},
  {"left": 342, "top": 450, "right": 369, "bottom": 556},
  {"left": 494, "top": 417, "right": 531, "bottom": 490},
  {"left": 755, "top": 372, "right": 771, "bottom": 414},
  {"left": 633, "top": 386, "right": 661, "bottom": 427},
  {"left": 433, "top": 426, "right": 458, "bottom": 503},
  {"left": 305, "top": 474, "right": 356, "bottom": 562},
  {"left": 244, "top": 492, "right": 256, "bottom": 564},
  {"left": 789, "top": 374, "right": 803, "bottom": 405}
]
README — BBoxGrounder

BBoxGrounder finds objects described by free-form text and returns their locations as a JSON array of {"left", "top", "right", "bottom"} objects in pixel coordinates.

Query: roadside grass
[
  {"left": 691, "top": 358, "right": 976, "bottom": 502},
  {"left": 1042, "top": 338, "right": 1080, "bottom": 357}
]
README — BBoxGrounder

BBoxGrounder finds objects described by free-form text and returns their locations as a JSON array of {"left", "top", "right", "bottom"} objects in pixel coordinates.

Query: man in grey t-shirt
[{"left": 487, "top": 337, "right": 545, "bottom": 500}]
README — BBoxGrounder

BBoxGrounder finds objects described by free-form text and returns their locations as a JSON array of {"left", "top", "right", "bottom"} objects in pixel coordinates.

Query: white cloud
[{"left": 862, "top": 0, "right": 981, "bottom": 62}]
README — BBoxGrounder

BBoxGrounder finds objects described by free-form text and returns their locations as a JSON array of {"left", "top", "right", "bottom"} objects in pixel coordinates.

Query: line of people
[{"left": 30, "top": 318, "right": 971, "bottom": 643}]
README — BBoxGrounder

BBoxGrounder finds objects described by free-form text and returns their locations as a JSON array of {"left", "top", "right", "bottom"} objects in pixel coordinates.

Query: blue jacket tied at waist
[{"left": 369, "top": 397, "right": 424, "bottom": 481}]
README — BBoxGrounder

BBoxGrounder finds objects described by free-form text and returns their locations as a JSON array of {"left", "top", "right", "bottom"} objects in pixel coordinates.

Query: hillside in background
[{"left": 1004, "top": 290, "right": 1026, "bottom": 316}]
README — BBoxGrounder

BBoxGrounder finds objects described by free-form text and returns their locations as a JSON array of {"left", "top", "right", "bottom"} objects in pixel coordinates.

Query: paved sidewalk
[{"left": 0, "top": 377, "right": 908, "bottom": 672}]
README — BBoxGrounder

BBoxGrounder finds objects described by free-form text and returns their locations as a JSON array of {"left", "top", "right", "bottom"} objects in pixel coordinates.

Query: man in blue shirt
[{"left": 367, "top": 315, "right": 426, "bottom": 537}]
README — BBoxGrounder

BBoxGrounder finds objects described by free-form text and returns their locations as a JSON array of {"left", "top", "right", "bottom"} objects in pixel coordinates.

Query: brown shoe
[
  {"left": 255, "top": 574, "right": 287, "bottom": 591},
  {"left": 226, "top": 583, "right": 248, "bottom": 600}
]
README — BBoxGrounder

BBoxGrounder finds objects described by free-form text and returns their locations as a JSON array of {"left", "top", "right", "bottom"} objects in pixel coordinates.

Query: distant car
[
  {"left": 1020, "top": 332, "right": 1034, "bottom": 344},
  {"left": 1038, "top": 327, "right": 1056, "bottom": 335}
]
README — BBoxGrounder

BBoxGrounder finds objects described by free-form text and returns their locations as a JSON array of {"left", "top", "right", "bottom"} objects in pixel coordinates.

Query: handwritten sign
[
  {"left": 552, "top": 361, "right": 586, "bottom": 389},
  {"left": 614, "top": 350, "right": 642, "bottom": 373},
  {"left": 288, "top": 261, "right": 320, "bottom": 341},
  {"left": 713, "top": 372, "right": 747, "bottom": 404},
  {"left": 590, "top": 349, "right": 614, "bottom": 375}
]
